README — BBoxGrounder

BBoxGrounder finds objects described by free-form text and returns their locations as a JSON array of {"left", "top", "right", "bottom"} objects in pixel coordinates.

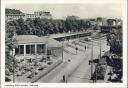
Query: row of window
[
  {"left": 6, "top": 15, "right": 50, "bottom": 18},
  {"left": 6, "top": 16, "right": 51, "bottom": 21},
  {"left": 15, "top": 44, "right": 45, "bottom": 55},
  {"left": 6, "top": 15, "right": 24, "bottom": 18}
]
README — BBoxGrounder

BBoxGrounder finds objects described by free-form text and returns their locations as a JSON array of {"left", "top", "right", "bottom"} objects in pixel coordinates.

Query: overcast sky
[{"left": 6, "top": 3, "right": 122, "bottom": 19}]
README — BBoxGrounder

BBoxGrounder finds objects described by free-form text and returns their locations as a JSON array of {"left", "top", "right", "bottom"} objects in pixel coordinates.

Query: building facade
[
  {"left": 6, "top": 13, "right": 25, "bottom": 21},
  {"left": 13, "top": 35, "right": 46, "bottom": 60},
  {"left": 6, "top": 11, "right": 52, "bottom": 21}
]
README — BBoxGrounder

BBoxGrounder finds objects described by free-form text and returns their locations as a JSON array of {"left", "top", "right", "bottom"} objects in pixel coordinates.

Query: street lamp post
[{"left": 95, "top": 63, "right": 97, "bottom": 83}]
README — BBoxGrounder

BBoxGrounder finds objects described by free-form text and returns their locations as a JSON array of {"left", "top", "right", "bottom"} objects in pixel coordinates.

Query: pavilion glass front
[{"left": 15, "top": 44, "right": 45, "bottom": 56}]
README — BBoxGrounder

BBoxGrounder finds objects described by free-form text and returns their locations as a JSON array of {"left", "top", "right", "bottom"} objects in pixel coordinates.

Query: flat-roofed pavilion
[{"left": 14, "top": 35, "right": 46, "bottom": 57}]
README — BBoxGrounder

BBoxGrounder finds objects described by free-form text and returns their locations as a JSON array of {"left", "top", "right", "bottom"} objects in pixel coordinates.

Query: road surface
[{"left": 36, "top": 36, "right": 109, "bottom": 83}]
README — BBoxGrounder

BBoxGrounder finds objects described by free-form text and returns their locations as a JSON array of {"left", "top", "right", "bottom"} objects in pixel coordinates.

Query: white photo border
[{"left": 1, "top": 0, "right": 127, "bottom": 88}]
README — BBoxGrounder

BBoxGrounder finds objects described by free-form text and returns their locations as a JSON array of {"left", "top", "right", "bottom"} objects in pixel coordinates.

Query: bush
[
  {"left": 38, "top": 64, "right": 47, "bottom": 70},
  {"left": 27, "top": 72, "right": 34, "bottom": 79},
  {"left": 40, "top": 58, "right": 46, "bottom": 62},
  {"left": 47, "top": 61, "right": 53, "bottom": 65},
  {"left": 99, "top": 58, "right": 107, "bottom": 65},
  {"left": 5, "top": 68, "right": 11, "bottom": 76},
  {"left": 16, "top": 71, "right": 22, "bottom": 76},
  {"left": 94, "top": 65, "right": 106, "bottom": 80},
  {"left": 5, "top": 76, "right": 11, "bottom": 82}
]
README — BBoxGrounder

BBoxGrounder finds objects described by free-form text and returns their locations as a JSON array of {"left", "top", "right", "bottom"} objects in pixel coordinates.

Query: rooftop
[
  {"left": 48, "top": 30, "right": 92, "bottom": 39},
  {"left": 41, "top": 36, "right": 62, "bottom": 47},
  {"left": 15, "top": 35, "right": 46, "bottom": 44},
  {"left": 15, "top": 35, "right": 62, "bottom": 47},
  {"left": 6, "top": 13, "right": 25, "bottom": 16}
]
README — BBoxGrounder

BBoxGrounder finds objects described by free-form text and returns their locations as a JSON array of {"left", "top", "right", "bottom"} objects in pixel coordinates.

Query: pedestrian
[
  {"left": 63, "top": 75, "right": 65, "bottom": 82},
  {"left": 85, "top": 46, "right": 86, "bottom": 51},
  {"left": 68, "top": 59, "right": 71, "bottom": 62}
]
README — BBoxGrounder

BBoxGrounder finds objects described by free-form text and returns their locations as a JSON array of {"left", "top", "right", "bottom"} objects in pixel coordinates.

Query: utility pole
[
  {"left": 62, "top": 41, "right": 64, "bottom": 62},
  {"left": 46, "top": 41, "right": 48, "bottom": 61},
  {"left": 95, "top": 34, "right": 102, "bottom": 83},
  {"left": 13, "top": 57, "right": 15, "bottom": 83},
  {"left": 100, "top": 36, "right": 101, "bottom": 58},
  {"left": 46, "top": 35, "right": 49, "bottom": 61},
  {"left": 12, "top": 49, "right": 15, "bottom": 83},
  {"left": 91, "top": 40, "right": 93, "bottom": 80}
]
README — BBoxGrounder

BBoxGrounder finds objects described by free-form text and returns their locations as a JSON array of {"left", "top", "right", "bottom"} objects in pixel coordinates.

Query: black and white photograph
[{"left": 1, "top": 0, "right": 127, "bottom": 88}]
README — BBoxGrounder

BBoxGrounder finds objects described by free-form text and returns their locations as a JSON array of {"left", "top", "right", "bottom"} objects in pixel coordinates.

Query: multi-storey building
[
  {"left": 6, "top": 11, "right": 52, "bottom": 21},
  {"left": 34, "top": 11, "right": 52, "bottom": 19},
  {"left": 6, "top": 13, "right": 25, "bottom": 21}
]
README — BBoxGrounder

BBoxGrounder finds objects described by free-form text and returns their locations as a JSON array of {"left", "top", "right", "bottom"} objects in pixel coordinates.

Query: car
[
  {"left": 89, "top": 59, "right": 99, "bottom": 65},
  {"left": 47, "top": 61, "right": 53, "bottom": 65},
  {"left": 84, "top": 37, "right": 92, "bottom": 41}
]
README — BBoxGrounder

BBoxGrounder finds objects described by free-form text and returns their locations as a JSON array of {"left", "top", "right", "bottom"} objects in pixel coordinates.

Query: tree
[
  {"left": 14, "top": 18, "right": 27, "bottom": 35},
  {"left": 6, "top": 16, "right": 92, "bottom": 36},
  {"left": 6, "top": 8, "right": 24, "bottom": 14},
  {"left": 107, "top": 27, "right": 122, "bottom": 56},
  {"left": 5, "top": 23, "right": 17, "bottom": 73}
]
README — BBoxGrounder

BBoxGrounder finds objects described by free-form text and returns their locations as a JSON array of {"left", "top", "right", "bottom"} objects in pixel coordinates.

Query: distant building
[
  {"left": 34, "top": 11, "right": 52, "bottom": 19},
  {"left": 25, "top": 14, "right": 36, "bottom": 20},
  {"left": 97, "top": 18, "right": 122, "bottom": 27},
  {"left": 66, "top": 16, "right": 79, "bottom": 20},
  {"left": 89, "top": 19, "right": 97, "bottom": 26},
  {"left": 97, "top": 17, "right": 108, "bottom": 26},
  {"left": 107, "top": 19, "right": 117, "bottom": 26},
  {"left": 107, "top": 18, "right": 122, "bottom": 27},
  {"left": 6, "top": 13, "right": 25, "bottom": 21},
  {"left": 97, "top": 17, "right": 103, "bottom": 26},
  {"left": 6, "top": 11, "right": 52, "bottom": 21}
]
